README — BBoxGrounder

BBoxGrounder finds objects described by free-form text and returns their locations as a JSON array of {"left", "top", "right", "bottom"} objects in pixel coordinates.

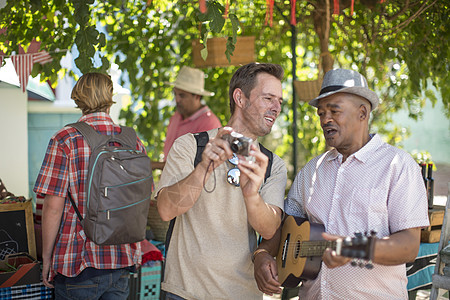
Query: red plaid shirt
[{"left": 34, "top": 113, "right": 146, "bottom": 279}]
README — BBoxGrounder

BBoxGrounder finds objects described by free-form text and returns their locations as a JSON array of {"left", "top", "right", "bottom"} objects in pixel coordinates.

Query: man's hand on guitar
[
  {"left": 253, "top": 250, "right": 282, "bottom": 296},
  {"left": 322, "top": 232, "right": 352, "bottom": 269}
]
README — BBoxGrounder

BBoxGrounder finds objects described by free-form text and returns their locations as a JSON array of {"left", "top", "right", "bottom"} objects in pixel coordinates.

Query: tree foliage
[{"left": 1, "top": 0, "right": 448, "bottom": 177}]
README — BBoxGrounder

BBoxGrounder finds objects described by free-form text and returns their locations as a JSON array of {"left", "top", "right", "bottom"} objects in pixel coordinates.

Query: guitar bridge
[{"left": 281, "top": 233, "right": 290, "bottom": 268}]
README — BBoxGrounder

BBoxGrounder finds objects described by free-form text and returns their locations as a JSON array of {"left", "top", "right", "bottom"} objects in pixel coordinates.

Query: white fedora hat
[
  {"left": 166, "top": 66, "right": 214, "bottom": 97},
  {"left": 309, "top": 69, "right": 379, "bottom": 111}
]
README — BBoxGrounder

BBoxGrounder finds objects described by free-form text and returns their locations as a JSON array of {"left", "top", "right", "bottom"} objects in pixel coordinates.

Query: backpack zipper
[
  {"left": 103, "top": 196, "right": 151, "bottom": 219},
  {"left": 87, "top": 149, "right": 147, "bottom": 206},
  {"left": 102, "top": 175, "right": 152, "bottom": 198}
]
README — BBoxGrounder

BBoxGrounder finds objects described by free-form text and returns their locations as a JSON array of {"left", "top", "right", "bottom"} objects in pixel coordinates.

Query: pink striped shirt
[
  {"left": 163, "top": 106, "right": 221, "bottom": 159},
  {"left": 285, "top": 134, "right": 429, "bottom": 299}
]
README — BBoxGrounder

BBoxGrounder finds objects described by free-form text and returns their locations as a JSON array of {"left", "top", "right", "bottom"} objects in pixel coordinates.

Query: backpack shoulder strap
[
  {"left": 259, "top": 143, "right": 273, "bottom": 182},
  {"left": 67, "top": 122, "right": 137, "bottom": 149},
  {"left": 110, "top": 126, "right": 137, "bottom": 148},
  {"left": 66, "top": 122, "right": 109, "bottom": 149},
  {"left": 193, "top": 131, "right": 209, "bottom": 167}
]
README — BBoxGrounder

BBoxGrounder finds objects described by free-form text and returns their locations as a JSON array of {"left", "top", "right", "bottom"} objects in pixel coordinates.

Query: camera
[{"left": 221, "top": 132, "right": 253, "bottom": 156}]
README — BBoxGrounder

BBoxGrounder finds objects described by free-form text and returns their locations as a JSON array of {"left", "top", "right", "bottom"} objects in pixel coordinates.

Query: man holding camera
[{"left": 156, "top": 63, "right": 287, "bottom": 300}]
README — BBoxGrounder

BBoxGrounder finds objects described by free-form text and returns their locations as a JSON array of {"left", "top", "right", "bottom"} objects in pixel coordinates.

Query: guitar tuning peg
[
  {"left": 358, "top": 260, "right": 365, "bottom": 268},
  {"left": 365, "top": 260, "right": 374, "bottom": 269},
  {"left": 357, "top": 250, "right": 365, "bottom": 258},
  {"left": 360, "top": 236, "right": 368, "bottom": 246},
  {"left": 343, "top": 236, "right": 352, "bottom": 245}
]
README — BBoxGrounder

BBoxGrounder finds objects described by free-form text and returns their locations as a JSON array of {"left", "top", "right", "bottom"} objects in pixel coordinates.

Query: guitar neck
[{"left": 300, "top": 240, "right": 338, "bottom": 257}]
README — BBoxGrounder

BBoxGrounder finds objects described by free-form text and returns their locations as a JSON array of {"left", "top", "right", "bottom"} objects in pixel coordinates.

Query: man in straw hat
[
  {"left": 157, "top": 63, "right": 287, "bottom": 299},
  {"left": 253, "top": 68, "right": 429, "bottom": 299},
  {"left": 163, "top": 66, "right": 221, "bottom": 161}
]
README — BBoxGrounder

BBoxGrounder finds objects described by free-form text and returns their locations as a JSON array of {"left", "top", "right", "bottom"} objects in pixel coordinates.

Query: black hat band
[{"left": 319, "top": 85, "right": 347, "bottom": 95}]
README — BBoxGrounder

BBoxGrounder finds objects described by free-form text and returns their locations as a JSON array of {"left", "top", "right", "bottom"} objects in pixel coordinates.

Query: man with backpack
[
  {"left": 34, "top": 72, "right": 151, "bottom": 299},
  {"left": 156, "top": 63, "right": 287, "bottom": 300}
]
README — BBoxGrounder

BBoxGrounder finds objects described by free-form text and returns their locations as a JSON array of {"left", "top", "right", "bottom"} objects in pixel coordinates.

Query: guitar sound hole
[{"left": 294, "top": 240, "right": 301, "bottom": 259}]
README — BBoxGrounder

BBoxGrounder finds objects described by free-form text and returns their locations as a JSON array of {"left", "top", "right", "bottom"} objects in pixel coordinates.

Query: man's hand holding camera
[
  {"left": 199, "top": 127, "right": 234, "bottom": 174},
  {"left": 237, "top": 144, "right": 268, "bottom": 201},
  {"left": 200, "top": 127, "right": 268, "bottom": 192}
]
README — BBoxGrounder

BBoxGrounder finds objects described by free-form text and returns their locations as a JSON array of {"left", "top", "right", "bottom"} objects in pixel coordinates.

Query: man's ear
[
  {"left": 233, "top": 88, "right": 244, "bottom": 108},
  {"left": 359, "top": 104, "right": 369, "bottom": 121}
]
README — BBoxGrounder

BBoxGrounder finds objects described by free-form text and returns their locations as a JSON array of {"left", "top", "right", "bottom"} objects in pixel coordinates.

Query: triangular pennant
[
  {"left": 0, "top": 50, "right": 4, "bottom": 68},
  {"left": 199, "top": 0, "right": 206, "bottom": 13},
  {"left": 11, "top": 54, "right": 34, "bottom": 93},
  {"left": 33, "top": 51, "right": 53, "bottom": 65},
  {"left": 291, "top": 0, "right": 297, "bottom": 25},
  {"left": 333, "top": 0, "right": 339, "bottom": 15},
  {"left": 265, "top": 0, "right": 275, "bottom": 27},
  {"left": 224, "top": 0, "right": 229, "bottom": 19}
]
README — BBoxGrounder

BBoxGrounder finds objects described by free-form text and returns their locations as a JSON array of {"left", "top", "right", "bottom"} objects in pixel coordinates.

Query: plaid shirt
[{"left": 34, "top": 113, "right": 145, "bottom": 279}]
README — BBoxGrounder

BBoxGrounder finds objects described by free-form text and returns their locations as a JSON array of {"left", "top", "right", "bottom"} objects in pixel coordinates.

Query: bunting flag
[
  {"left": 265, "top": 0, "right": 274, "bottom": 27},
  {"left": 11, "top": 54, "right": 33, "bottom": 93},
  {"left": 8, "top": 51, "right": 53, "bottom": 93},
  {"left": 290, "top": 0, "right": 297, "bottom": 25},
  {"left": 199, "top": 0, "right": 206, "bottom": 13},
  {"left": 0, "top": 50, "right": 4, "bottom": 67},
  {"left": 224, "top": 0, "right": 229, "bottom": 19},
  {"left": 333, "top": 0, "right": 339, "bottom": 15},
  {"left": 33, "top": 51, "right": 53, "bottom": 64}
]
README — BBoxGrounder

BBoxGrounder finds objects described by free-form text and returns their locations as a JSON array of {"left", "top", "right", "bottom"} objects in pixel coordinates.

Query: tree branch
[
  {"left": 386, "top": 0, "right": 437, "bottom": 35},
  {"left": 385, "top": 0, "right": 410, "bottom": 21}
]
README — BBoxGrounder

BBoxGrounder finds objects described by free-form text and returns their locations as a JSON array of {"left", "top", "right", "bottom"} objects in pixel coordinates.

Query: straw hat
[
  {"left": 309, "top": 69, "right": 379, "bottom": 111},
  {"left": 166, "top": 66, "right": 214, "bottom": 97}
]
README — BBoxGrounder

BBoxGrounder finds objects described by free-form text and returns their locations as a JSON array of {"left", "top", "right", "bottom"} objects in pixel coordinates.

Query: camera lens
[{"left": 231, "top": 140, "right": 243, "bottom": 153}]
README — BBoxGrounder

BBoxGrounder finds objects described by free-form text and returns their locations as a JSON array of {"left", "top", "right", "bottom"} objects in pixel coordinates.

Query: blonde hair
[{"left": 71, "top": 72, "right": 115, "bottom": 115}]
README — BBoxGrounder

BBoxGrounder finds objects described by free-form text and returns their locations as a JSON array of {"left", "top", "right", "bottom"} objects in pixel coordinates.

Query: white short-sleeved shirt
[
  {"left": 157, "top": 129, "right": 287, "bottom": 300},
  {"left": 285, "top": 134, "right": 429, "bottom": 300}
]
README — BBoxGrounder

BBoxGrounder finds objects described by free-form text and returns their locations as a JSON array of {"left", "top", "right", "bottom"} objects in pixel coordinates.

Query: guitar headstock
[{"left": 335, "top": 230, "right": 377, "bottom": 269}]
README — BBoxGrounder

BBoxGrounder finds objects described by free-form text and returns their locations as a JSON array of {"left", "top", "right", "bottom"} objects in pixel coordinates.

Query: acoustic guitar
[{"left": 277, "top": 215, "right": 376, "bottom": 288}]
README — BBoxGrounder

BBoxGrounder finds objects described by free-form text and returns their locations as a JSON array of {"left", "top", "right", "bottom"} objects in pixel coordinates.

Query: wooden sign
[
  {"left": 192, "top": 36, "right": 255, "bottom": 68},
  {"left": 0, "top": 201, "right": 36, "bottom": 260}
]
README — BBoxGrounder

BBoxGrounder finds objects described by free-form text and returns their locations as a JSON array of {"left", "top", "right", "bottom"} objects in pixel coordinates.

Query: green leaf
[
  {"left": 74, "top": 55, "right": 93, "bottom": 73},
  {"left": 207, "top": 1, "right": 225, "bottom": 33},
  {"left": 225, "top": 36, "right": 235, "bottom": 62},
  {"left": 201, "top": 47, "right": 208, "bottom": 61},
  {"left": 229, "top": 14, "right": 239, "bottom": 43}
]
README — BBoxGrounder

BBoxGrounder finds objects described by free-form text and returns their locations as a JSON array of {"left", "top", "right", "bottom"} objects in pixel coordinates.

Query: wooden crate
[
  {"left": 421, "top": 207, "right": 445, "bottom": 243},
  {"left": 192, "top": 36, "right": 255, "bottom": 68}
]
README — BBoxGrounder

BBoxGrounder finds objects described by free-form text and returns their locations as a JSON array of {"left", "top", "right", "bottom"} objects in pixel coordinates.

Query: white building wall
[{"left": 0, "top": 85, "right": 29, "bottom": 197}]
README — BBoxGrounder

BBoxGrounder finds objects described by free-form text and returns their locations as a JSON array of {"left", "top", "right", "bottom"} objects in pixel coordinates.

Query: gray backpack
[{"left": 67, "top": 122, "right": 152, "bottom": 245}]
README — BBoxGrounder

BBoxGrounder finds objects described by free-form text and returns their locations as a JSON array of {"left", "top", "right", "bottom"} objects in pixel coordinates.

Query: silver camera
[{"left": 221, "top": 132, "right": 253, "bottom": 156}]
